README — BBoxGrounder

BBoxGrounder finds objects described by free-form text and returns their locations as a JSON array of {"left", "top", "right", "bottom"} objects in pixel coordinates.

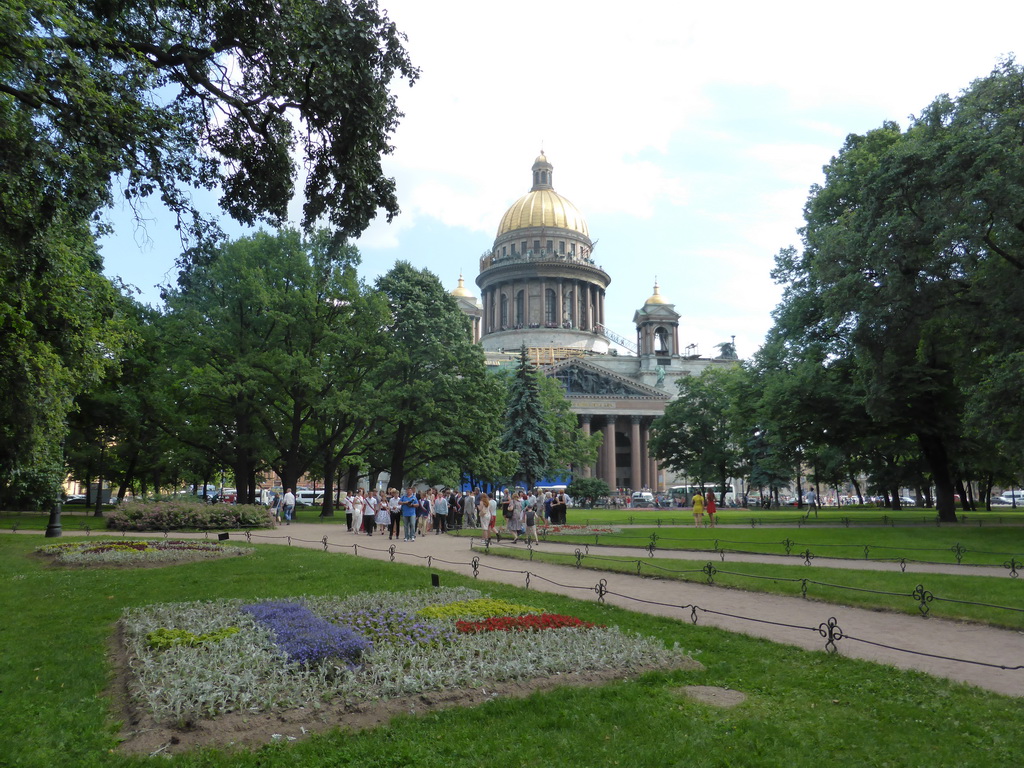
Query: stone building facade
[{"left": 454, "top": 153, "right": 736, "bottom": 493}]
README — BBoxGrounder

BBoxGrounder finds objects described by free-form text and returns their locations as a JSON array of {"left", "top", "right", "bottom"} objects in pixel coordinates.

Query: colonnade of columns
[
  {"left": 480, "top": 277, "right": 606, "bottom": 335},
  {"left": 579, "top": 414, "right": 661, "bottom": 493}
]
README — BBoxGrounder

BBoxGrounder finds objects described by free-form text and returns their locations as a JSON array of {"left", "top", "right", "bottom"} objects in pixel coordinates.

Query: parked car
[
  {"left": 208, "top": 489, "right": 237, "bottom": 504},
  {"left": 63, "top": 494, "right": 87, "bottom": 505}
]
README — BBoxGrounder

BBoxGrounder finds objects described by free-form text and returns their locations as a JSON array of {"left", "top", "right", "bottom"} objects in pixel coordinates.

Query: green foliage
[
  {"left": 538, "top": 374, "right": 600, "bottom": 477},
  {"left": 3, "top": 0, "right": 417, "bottom": 239},
  {"left": 146, "top": 626, "right": 241, "bottom": 651},
  {"left": 566, "top": 477, "right": 611, "bottom": 506},
  {"left": 500, "top": 346, "right": 553, "bottom": 488},
  {"left": 765, "top": 59, "right": 1024, "bottom": 518},
  {"left": 106, "top": 500, "right": 273, "bottom": 530},
  {"left": 371, "top": 262, "right": 506, "bottom": 489},
  {"left": 650, "top": 367, "right": 746, "bottom": 493}
]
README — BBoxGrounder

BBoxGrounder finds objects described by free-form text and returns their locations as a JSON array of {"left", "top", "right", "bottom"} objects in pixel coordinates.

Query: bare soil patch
[{"left": 678, "top": 685, "right": 747, "bottom": 708}]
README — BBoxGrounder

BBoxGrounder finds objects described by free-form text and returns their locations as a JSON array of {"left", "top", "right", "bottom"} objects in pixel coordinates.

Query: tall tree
[
  {"left": 650, "top": 366, "right": 745, "bottom": 496},
  {"left": 160, "top": 229, "right": 382, "bottom": 499},
  {"left": 1, "top": 0, "right": 416, "bottom": 506},
  {"left": 500, "top": 347, "right": 553, "bottom": 489},
  {"left": 769, "top": 61, "right": 1024, "bottom": 521},
  {"left": 370, "top": 262, "right": 505, "bottom": 490}
]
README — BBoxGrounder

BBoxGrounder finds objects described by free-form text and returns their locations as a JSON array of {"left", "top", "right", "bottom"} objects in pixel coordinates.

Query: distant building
[{"left": 454, "top": 153, "right": 736, "bottom": 493}]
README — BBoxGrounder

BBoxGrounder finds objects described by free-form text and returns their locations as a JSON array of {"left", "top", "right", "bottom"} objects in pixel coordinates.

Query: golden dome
[
  {"left": 495, "top": 153, "right": 589, "bottom": 239},
  {"left": 451, "top": 274, "right": 475, "bottom": 298},
  {"left": 645, "top": 281, "right": 669, "bottom": 305},
  {"left": 496, "top": 189, "right": 589, "bottom": 238}
]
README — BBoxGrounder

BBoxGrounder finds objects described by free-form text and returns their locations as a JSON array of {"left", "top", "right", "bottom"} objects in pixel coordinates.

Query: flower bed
[
  {"left": 456, "top": 613, "right": 598, "bottom": 634},
  {"left": 540, "top": 524, "right": 619, "bottom": 536},
  {"left": 106, "top": 500, "right": 273, "bottom": 531},
  {"left": 120, "top": 587, "right": 691, "bottom": 725},
  {"left": 36, "top": 539, "right": 253, "bottom": 565}
]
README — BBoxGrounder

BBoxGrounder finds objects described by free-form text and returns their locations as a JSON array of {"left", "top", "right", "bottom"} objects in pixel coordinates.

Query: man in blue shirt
[{"left": 399, "top": 488, "right": 418, "bottom": 542}]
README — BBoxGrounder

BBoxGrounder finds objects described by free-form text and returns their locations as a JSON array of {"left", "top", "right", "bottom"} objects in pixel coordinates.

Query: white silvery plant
[{"left": 120, "top": 589, "right": 691, "bottom": 725}]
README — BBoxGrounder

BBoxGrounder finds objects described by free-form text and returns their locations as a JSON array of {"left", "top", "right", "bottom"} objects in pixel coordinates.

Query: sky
[{"left": 99, "top": 0, "right": 1024, "bottom": 359}]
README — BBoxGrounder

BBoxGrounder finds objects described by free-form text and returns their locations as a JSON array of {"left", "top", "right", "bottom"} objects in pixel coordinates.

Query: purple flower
[{"left": 242, "top": 601, "right": 370, "bottom": 666}]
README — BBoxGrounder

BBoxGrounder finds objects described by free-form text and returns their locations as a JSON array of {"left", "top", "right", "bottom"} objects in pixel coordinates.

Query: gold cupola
[
  {"left": 495, "top": 153, "right": 589, "bottom": 238},
  {"left": 645, "top": 281, "right": 669, "bottom": 305},
  {"left": 451, "top": 273, "right": 474, "bottom": 298}
]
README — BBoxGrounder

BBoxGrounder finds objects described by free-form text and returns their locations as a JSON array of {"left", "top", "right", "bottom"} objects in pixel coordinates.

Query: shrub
[{"left": 106, "top": 500, "right": 273, "bottom": 531}]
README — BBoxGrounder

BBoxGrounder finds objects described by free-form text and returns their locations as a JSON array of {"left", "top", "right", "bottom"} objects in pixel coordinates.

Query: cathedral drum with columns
[{"left": 453, "top": 153, "right": 738, "bottom": 494}]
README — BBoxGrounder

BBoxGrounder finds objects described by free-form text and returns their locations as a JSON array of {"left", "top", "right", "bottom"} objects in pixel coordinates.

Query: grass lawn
[
  {"left": 474, "top": 545, "right": 1024, "bottom": 629},
  {"left": 1, "top": 533, "right": 1022, "bottom": 767},
  {"left": 484, "top": 524, "right": 1024, "bottom": 567}
]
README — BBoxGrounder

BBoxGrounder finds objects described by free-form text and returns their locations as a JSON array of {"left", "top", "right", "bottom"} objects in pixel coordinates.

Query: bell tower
[{"left": 633, "top": 281, "right": 681, "bottom": 371}]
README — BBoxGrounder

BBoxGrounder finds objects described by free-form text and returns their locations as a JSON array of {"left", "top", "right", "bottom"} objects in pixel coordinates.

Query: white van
[
  {"left": 1000, "top": 490, "right": 1024, "bottom": 504},
  {"left": 631, "top": 491, "right": 654, "bottom": 506},
  {"left": 296, "top": 490, "right": 324, "bottom": 507}
]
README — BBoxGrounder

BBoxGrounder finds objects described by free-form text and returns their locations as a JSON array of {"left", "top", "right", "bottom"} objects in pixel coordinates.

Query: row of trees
[
  {"left": 1, "top": 0, "right": 418, "bottom": 509},
  {"left": 45, "top": 231, "right": 597, "bottom": 513},
  {"left": 651, "top": 60, "right": 1024, "bottom": 520}
]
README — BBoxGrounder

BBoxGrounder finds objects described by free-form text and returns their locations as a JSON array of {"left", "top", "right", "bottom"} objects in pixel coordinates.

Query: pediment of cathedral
[{"left": 542, "top": 359, "right": 669, "bottom": 400}]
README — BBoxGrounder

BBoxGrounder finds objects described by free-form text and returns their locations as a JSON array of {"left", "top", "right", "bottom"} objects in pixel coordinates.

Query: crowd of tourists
[{"left": 272, "top": 486, "right": 571, "bottom": 543}]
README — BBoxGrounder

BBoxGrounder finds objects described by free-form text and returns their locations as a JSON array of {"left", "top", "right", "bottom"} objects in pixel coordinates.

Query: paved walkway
[{"left": 244, "top": 523, "right": 1023, "bottom": 697}]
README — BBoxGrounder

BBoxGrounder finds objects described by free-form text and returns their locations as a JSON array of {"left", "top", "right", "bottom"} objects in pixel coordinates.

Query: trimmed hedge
[{"left": 106, "top": 500, "right": 273, "bottom": 531}]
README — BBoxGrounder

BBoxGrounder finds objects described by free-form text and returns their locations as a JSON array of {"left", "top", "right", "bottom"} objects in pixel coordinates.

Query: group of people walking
[
  {"left": 272, "top": 485, "right": 571, "bottom": 543},
  {"left": 339, "top": 487, "right": 462, "bottom": 541},
  {"left": 335, "top": 485, "right": 572, "bottom": 543},
  {"left": 470, "top": 488, "right": 568, "bottom": 544}
]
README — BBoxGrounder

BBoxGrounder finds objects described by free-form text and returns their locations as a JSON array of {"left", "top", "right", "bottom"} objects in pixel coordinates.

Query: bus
[{"left": 668, "top": 484, "right": 735, "bottom": 506}]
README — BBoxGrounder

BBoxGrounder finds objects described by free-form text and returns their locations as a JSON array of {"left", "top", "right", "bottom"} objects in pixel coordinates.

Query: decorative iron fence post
[
  {"left": 782, "top": 537, "right": 794, "bottom": 556},
  {"left": 594, "top": 578, "right": 608, "bottom": 604},
  {"left": 800, "top": 579, "right": 808, "bottom": 599},
  {"left": 702, "top": 562, "right": 717, "bottom": 584},
  {"left": 863, "top": 545, "right": 870, "bottom": 560},
  {"left": 842, "top": 517, "right": 851, "bottom": 528},
  {"left": 950, "top": 543, "right": 966, "bottom": 564},
  {"left": 575, "top": 548, "right": 584, "bottom": 569},
  {"left": 1003, "top": 558, "right": 1020, "bottom": 579},
  {"left": 818, "top": 616, "right": 843, "bottom": 653},
  {"left": 912, "top": 584, "right": 934, "bottom": 617},
  {"left": 389, "top": 545, "right": 396, "bottom": 562},
  {"left": 801, "top": 549, "right": 815, "bottom": 566},
  {"left": 471, "top": 556, "right": 480, "bottom": 578},
  {"left": 322, "top": 536, "right": 329, "bottom": 552},
  {"left": 899, "top": 557, "right": 907, "bottom": 572}
]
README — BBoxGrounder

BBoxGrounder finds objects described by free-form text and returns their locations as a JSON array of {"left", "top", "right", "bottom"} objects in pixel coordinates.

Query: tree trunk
[
  {"left": 388, "top": 423, "right": 410, "bottom": 490},
  {"left": 956, "top": 477, "right": 973, "bottom": 512},
  {"left": 917, "top": 433, "right": 958, "bottom": 522},
  {"left": 345, "top": 463, "right": 360, "bottom": 493}
]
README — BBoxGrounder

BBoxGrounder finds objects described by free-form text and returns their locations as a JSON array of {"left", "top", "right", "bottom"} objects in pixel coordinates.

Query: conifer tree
[{"left": 501, "top": 346, "right": 553, "bottom": 488}]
